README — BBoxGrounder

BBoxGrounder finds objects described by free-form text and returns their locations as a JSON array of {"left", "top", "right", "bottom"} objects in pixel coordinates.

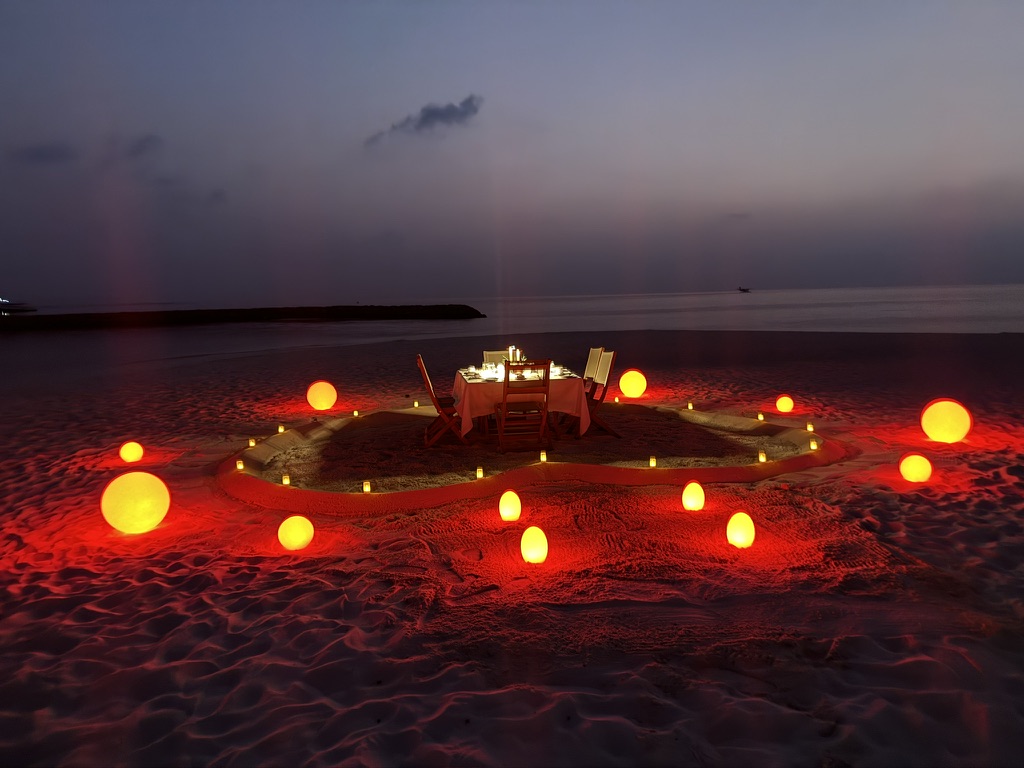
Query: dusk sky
[{"left": 3, "top": 1, "right": 1024, "bottom": 307}]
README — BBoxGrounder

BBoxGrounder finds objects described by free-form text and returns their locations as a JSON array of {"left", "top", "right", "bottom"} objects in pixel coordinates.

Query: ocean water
[{"left": 3, "top": 285, "right": 1022, "bottom": 390}]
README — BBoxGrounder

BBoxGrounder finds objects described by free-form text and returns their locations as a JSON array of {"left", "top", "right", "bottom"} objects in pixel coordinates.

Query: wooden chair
[
  {"left": 582, "top": 346, "right": 604, "bottom": 393},
  {"left": 482, "top": 350, "right": 507, "bottom": 365},
  {"left": 493, "top": 359, "right": 552, "bottom": 452},
  {"left": 416, "top": 354, "right": 468, "bottom": 447},
  {"left": 583, "top": 349, "right": 621, "bottom": 438}
]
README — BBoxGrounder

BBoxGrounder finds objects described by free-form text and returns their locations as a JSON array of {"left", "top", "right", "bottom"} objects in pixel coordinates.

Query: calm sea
[{"left": 3, "top": 285, "right": 1022, "bottom": 389}]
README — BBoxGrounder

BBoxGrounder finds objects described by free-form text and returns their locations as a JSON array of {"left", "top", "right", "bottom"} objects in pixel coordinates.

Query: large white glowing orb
[
  {"left": 682, "top": 481, "right": 705, "bottom": 511},
  {"left": 521, "top": 526, "right": 548, "bottom": 563},
  {"left": 278, "top": 515, "right": 315, "bottom": 551},
  {"left": 727, "top": 511, "right": 755, "bottom": 549},
  {"left": 101, "top": 471, "right": 170, "bottom": 534},
  {"left": 306, "top": 380, "right": 338, "bottom": 411},
  {"left": 899, "top": 453, "right": 933, "bottom": 483},
  {"left": 920, "top": 399, "right": 972, "bottom": 443},
  {"left": 776, "top": 394, "right": 794, "bottom": 413},
  {"left": 119, "top": 441, "right": 144, "bottom": 463},
  {"left": 618, "top": 370, "right": 648, "bottom": 398},
  {"left": 499, "top": 490, "right": 522, "bottom": 521}
]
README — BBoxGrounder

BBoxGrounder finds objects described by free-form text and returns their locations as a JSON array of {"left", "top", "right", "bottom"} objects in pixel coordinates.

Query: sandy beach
[{"left": 3, "top": 328, "right": 1024, "bottom": 766}]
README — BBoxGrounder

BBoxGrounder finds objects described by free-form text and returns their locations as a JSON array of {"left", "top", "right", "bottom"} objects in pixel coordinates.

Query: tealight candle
[
  {"left": 476, "top": 466, "right": 484, "bottom": 479},
  {"left": 413, "top": 400, "right": 419, "bottom": 408},
  {"left": 540, "top": 450, "right": 547, "bottom": 462},
  {"left": 806, "top": 422, "right": 814, "bottom": 432},
  {"left": 248, "top": 438, "right": 256, "bottom": 447},
  {"left": 758, "top": 450, "right": 767, "bottom": 463},
  {"left": 757, "top": 412, "right": 764, "bottom": 421},
  {"left": 353, "top": 410, "right": 359, "bottom": 417},
  {"left": 649, "top": 456, "right": 657, "bottom": 467},
  {"left": 236, "top": 459, "right": 244, "bottom": 471},
  {"left": 278, "top": 424, "right": 285, "bottom": 433},
  {"left": 282, "top": 474, "right": 291, "bottom": 485},
  {"left": 363, "top": 481, "right": 371, "bottom": 493},
  {"left": 614, "top": 396, "right": 620, "bottom": 403},
  {"left": 809, "top": 438, "right": 819, "bottom": 451},
  {"left": 687, "top": 401, "right": 694, "bottom": 410}
]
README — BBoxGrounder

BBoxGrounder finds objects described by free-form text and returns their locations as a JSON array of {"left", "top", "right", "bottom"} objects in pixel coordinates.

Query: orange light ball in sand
[
  {"left": 921, "top": 398, "right": 972, "bottom": 443},
  {"left": 618, "top": 369, "right": 647, "bottom": 398},
  {"left": 119, "top": 441, "right": 144, "bottom": 463},
  {"left": 727, "top": 511, "right": 755, "bottom": 549},
  {"left": 306, "top": 380, "right": 338, "bottom": 411},
  {"left": 682, "top": 481, "right": 705, "bottom": 511},
  {"left": 776, "top": 394, "right": 794, "bottom": 413},
  {"left": 101, "top": 471, "right": 170, "bottom": 534},
  {"left": 521, "top": 526, "right": 548, "bottom": 563},
  {"left": 899, "top": 453, "right": 933, "bottom": 483},
  {"left": 499, "top": 490, "right": 522, "bottom": 521},
  {"left": 278, "top": 515, "right": 315, "bottom": 551}
]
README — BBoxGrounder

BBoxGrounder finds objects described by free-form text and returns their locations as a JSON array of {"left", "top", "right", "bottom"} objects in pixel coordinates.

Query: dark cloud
[
  {"left": 365, "top": 94, "right": 484, "bottom": 147},
  {"left": 8, "top": 142, "right": 77, "bottom": 165},
  {"left": 126, "top": 133, "right": 163, "bottom": 159}
]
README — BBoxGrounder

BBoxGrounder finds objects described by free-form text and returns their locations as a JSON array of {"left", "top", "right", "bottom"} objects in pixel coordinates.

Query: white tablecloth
[{"left": 452, "top": 370, "right": 591, "bottom": 436}]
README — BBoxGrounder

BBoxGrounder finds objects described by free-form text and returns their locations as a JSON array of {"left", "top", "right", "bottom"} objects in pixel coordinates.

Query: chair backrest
[
  {"left": 501, "top": 359, "right": 552, "bottom": 405},
  {"left": 588, "top": 350, "right": 616, "bottom": 407},
  {"left": 583, "top": 347, "right": 604, "bottom": 381},
  {"left": 416, "top": 354, "right": 444, "bottom": 410},
  {"left": 594, "top": 349, "right": 615, "bottom": 387},
  {"left": 483, "top": 350, "right": 507, "bottom": 365}
]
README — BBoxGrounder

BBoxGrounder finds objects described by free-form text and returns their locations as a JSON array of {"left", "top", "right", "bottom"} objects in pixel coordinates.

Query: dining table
[{"left": 451, "top": 364, "right": 591, "bottom": 437}]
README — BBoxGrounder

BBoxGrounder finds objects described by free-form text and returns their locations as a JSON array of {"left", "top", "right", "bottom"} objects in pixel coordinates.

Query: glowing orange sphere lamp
[
  {"left": 278, "top": 515, "right": 315, "bottom": 551},
  {"left": 306, "top": 380, "right": 338, "bottom": 411},
  {"left": 920, "top": 398, "right": 972, "bottom": 443},
  {"left": 618, "top": 370, "right": 648, "bottom": 398},
  {"left": 727, "top": 511, "right": 755, "bottom": 549},
  {"left": 499, "top": 490, "right": 522, "bottom": 521},
  {"left": 899, "top": 453, "right": 933, "bottom": 483},
  {"left": 119, "top": 441, "right": 144, "bottom": 463},
  {"left": 776, "top": 394, "right": 794, "bottom": 413},
  {"left": 521, "top": 526, "right": 548, "bottom": 563},
  {"left": 681, "top": 481, "right": 705, "bottom": 511},
  {"left": 101, "top": 471, "right": 170, "bottom": 534}
]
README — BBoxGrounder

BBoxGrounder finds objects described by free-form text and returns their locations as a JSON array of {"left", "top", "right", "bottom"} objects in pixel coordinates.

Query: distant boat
[
  {"left": 0, "top": 297, "right": 37, "bottom": 315},
  {"left": 737, "top": 287, "right": 751, "bottom": 293}
]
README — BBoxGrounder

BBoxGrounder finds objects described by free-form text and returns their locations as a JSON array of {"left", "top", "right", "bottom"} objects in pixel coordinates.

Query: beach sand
[{"left": 2, "top": 328, "right": 1024, "bottom": 766}]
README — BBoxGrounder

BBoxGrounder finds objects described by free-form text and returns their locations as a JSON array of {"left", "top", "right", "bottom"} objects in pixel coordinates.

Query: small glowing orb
[
  {"left": 682, "top": 481, "right": 705, "bottom": 511},
  {"left": 306, "top": 380, "right": 338, "bottom": 411},
  {"left": 278, "top": 515, "right": 314, "bottom": 551},
  {"left": 521, "top": 525, "right": 548, "bottom": 563},
  {"left": 776, "top": 394, "right": 794, "bottom": 413},
  {"left": 618, "top": 369, "right": 648, "bottom": 398},
  {"left": 119, "top": 441, "right": 144, "bottom": 463},
  {"left": 727, "top": 511, "right": 755, "bottom": 549},
  {"left": 921, "top": 398, "right": 972, "bottom": 443},
  {"left": 100, "top": 471, "right": 170, "bottom": 534},
  {"left": 899, "top": 453, "right": 933, "bottom": 482},
  {"left": 499, "top": 490, "right": 522, "bottom": 521}
]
